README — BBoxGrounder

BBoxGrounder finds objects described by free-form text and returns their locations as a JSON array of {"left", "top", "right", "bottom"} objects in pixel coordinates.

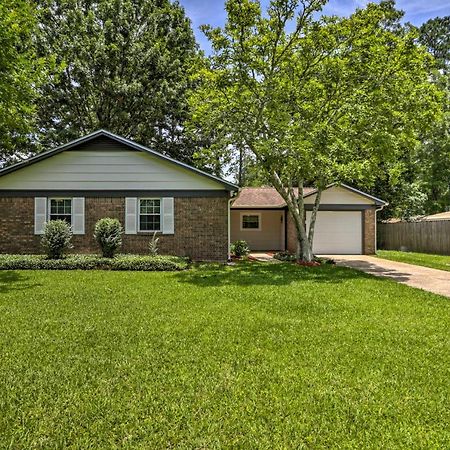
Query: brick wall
[
  {"left": 0, "top": 196, "right": 229, "bottom": 261},
  {"left": 363, "top": 208, "right": 376, "bottom": 255}
]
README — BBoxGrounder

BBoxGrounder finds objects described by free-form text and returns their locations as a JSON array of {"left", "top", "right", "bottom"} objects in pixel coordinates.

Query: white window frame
[
  {"left": 240, "top": 212, "right": 261, "bottom": 231},
  {"left": 48, "top": 197, "right": 73, "bottom": 224},
  {"left": 138, "top": 198, "right": 162, "bottom": 232}
]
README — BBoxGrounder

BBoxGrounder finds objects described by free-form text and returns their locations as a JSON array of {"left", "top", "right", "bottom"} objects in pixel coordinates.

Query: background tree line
[{"left": 0, "top": 0, "right": 448, "bottom": 221}]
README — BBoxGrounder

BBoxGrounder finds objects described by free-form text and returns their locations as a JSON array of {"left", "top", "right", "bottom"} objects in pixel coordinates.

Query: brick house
[
  {"left": 0, "top": 130, "right": 237, "bottom": 261},
  {"left": 0, "top": 130, "right": 386, "bottom": 259}
]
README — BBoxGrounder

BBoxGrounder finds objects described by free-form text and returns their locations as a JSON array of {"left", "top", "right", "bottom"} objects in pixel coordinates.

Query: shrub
[
  {"left": 0, "top": 254, "right": 189, "bottom": 271},
  {"left": 231, "top": 240, "right": 250, "bottom": 257},
  {"left": 41, "top": 220, "right": 73, "bottom": 259},
  {"left": 273, "top": 250, "right": 296, "bottom": 262},
  {"left": 94, "top": 218, "right": 123, "bottom": 258},
  {"left": 149, "top": 231, "right": 159, "bottom": 256}
]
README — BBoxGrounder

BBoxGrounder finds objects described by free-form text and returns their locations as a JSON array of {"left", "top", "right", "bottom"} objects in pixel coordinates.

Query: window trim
[
  {"left": 240, "top": 212, "right": 261, "bottom": 231},
  {"left": 138, "top": 197, "right": 162, "bottom": 233},
  {"left": 48, "top": 197, "right": 73, "bottom": 224}
]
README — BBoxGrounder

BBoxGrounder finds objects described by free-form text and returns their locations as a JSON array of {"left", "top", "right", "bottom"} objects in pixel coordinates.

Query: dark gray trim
[
  {"left": 303, "top": 183, "right": 387, "bottom": 206},
  {"left": 231, "top": 206, "right": 285, "bottom": 210},
  {"left": 304, "top": 204, "right": 377, "bottom": 211},
  {"left": 233, "top": 204, "right": 378, "bottom": 211},
  {"left": 0, "top": 129, "right": 238, "bottom": 191},
  {"left": 0, "top": 189, "right": 229, "bottom": 198}
]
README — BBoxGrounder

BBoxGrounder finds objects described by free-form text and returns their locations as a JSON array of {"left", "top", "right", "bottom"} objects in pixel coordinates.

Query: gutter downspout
[{"left": 228, "top": 191, "right": 238, "bottom": 261}]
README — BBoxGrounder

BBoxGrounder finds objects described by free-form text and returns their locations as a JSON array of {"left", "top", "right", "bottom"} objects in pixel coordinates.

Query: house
[
  {"left": 0, "top": 129, "right": 387, "bottom": 259},
  {"left": 231, "top": 185, "right": 387, "bottom": 255},
  {"left": 420, "top": 211, "right": 450, "bottom": 221},
  {"left": 0, "top": 130, "right": 237, "bottom": 261}
]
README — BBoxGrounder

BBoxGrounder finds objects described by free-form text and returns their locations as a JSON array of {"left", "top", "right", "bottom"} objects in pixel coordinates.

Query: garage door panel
[{"left": 306, "top": 211, "right": 362, "bottom": 254}]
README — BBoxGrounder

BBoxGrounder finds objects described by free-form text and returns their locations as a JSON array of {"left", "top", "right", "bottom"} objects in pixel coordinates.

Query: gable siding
[
  {"left": 0, "top": 144, "right": 224, "bottom": 191},
  {"left": 304, "top": 186, "right": 374, "bottom": 205}
]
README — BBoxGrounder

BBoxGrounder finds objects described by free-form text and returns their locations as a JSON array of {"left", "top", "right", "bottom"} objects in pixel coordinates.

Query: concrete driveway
[{"left": 330, "top": 255, "right": 450, "bottom": 298}]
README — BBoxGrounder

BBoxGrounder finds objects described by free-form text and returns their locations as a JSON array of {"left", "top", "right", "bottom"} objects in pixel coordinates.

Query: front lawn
[
  {"left": 377, "top": 250, "right": 450, "bottom": 272},
  {"left": 0, "top": 262, "right": 448, "bottom": 448}
]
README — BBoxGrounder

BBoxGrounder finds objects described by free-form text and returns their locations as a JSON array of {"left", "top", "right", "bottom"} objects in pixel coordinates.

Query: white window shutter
[
  {"left": 34, "top": 197, "right": 47, "bottom": 235},
  {"left": 125, "top": 197, "right": 137, "bottom": 234},
  {"left": 72, "top": 197, "right": 85, "bottom": 234},
  {"left": 162, "top": 197, "right": 174, "bottom": 235}
]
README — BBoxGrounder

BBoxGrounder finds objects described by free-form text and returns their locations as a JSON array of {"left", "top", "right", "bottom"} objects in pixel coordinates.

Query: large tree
[
  {"left": 0, "top": 0, "right": 51, "bottom": 165},
  {"left": 417, "top": 16, "right": 450, "bottom": 214},
  {"left": 36, "top": 0, "right": 198, "bottom": 162},
  {"left": 190, "top": 0, "right": 441, "bottom": 261}
]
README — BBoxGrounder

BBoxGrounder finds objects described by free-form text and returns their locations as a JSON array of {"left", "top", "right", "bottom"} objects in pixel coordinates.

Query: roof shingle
[{"left": 232, "top": 187, "right": 316, "bottom": 208}]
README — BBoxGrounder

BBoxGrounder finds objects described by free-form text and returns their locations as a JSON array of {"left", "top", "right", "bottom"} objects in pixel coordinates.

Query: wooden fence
[{"left": 378, "top": 220, "right": 450, "bottom": 255}]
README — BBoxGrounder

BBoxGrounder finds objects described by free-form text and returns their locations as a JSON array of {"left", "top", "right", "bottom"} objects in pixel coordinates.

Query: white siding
[
  {"left": 0, "top": 150, "right": 225, "bottom": 190},
  {"left": 304, "top": 186, "right": 373, "bottom": 205}
]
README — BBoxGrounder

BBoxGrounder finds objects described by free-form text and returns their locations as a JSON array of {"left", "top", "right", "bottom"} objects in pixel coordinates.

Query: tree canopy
[
  {"left": 0, "top": 0, "right": 52, "bottom": 164},
  {"left": 190, "top": 0, "right": 441, "bottom": 260},
  {"left": 35, "top": 0, "right": 198, "bottom": 162}
]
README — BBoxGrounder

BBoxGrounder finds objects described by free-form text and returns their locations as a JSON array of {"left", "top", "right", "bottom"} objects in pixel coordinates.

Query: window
[
  {"left": 139, "top": 199, "right": 161, "bottom": 231},
  {"left": 49, "top": 198, "right": 72, "bottom": 225},
  {"left": 241, "top": 214, "right": 260, "bottom": 230}
]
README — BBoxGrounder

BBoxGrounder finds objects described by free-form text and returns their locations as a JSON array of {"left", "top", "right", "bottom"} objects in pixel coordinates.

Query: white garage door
[{"left": 306, "top": 211, "right": 362, "bottom": 254}]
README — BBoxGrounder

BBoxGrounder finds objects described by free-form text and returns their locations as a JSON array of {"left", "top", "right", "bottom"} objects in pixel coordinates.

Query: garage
[
  {"left": 306, "top": 211, "right": 362, "bottom": 254},
  {"left": 231, "top": 185, "right": 385, "bottom": 256}
]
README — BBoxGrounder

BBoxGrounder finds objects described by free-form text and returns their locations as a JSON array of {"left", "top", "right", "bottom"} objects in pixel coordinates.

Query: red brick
[{"left": 0, "top": 196, "right": 228, "bottom": 261}]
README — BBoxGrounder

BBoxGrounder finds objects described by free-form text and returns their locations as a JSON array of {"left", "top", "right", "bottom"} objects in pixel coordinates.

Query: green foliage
[
  {"left": 231, "top": 240, "right": 250, "bottom": 257},
  {"left": 419, "top": 16, "right": 450, "bottom": 71},
  {"left": 41, "top": 220, "right": 73, "bottom": 259},
  {"left": 93, "top": 218, "right": 123, "bottom": 258},
  {"left": 35, "top": 0, "right": 198, "bottom": 162},
  {"left": 190, "top": 0, "right": 441, "bottom": 260},
  {"left": 0, "top": 254, "right": 189, "bottom": 271},
  {"left": 273, "top": 251, "right": 296, "bottom": 262},
  {"left": 148, "top": 232, "right": 160, "bottom": 256},
  {"left": 0, "top": 0, "right": 53, "bottom": 164},
  {"left": 0, "top": 263, "right": 448, "bottom": 447}
]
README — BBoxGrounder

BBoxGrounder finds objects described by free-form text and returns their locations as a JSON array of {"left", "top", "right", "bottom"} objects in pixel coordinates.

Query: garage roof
[{"left": 232, "top": 184, "right": 386, "bottom": 208}]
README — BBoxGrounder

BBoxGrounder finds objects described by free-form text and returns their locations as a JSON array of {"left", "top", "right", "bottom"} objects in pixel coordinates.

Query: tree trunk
[
  {"left": 270, "top": 174, "right": 321, "bottom": 263},
  {"left": 238, "top": 145, "right": 244, "bottom": 186}
]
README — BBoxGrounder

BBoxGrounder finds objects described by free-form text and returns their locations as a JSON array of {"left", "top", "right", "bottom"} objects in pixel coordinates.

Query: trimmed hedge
[{"left": 0, "top": 254, "right": 189, "bottom": 271}]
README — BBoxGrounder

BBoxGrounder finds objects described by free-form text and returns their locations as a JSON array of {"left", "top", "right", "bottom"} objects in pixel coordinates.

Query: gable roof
[
  {"left": 232, "top": 184, "right": 387, "bottom": 208},
  {"left": 0, "top": 129, "right": 238, "bottom": 191}
]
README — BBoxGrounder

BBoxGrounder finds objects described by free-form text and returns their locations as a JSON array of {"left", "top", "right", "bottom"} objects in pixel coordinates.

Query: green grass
[
  {"left": 377, "top": 250, "right": 450, "bottom": 272},
  {"left": 0, "top": 262, "right": 448, "bottom": 449}
]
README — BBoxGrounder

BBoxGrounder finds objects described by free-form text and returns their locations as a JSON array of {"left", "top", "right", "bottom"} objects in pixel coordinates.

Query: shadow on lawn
[
  {"left": 0, "top": 271, "right": 42, "bottom": 294},
  {"left": 177, "top": 260, "right": 370, "bottom": 287}
]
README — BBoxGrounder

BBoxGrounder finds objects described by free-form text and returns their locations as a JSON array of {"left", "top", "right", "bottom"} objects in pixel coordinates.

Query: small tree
[
  {"left": 41, "top": 220, "right": 73, "bottom": 259},
  {"left": 190, "top": 0, "right": 442, "bottom": 262},
  {"left": 148, "top": 231, "right": 159, "bottom": 256},
  {"left": 94, "top": 218, "right": 123, "bottom": 258}
]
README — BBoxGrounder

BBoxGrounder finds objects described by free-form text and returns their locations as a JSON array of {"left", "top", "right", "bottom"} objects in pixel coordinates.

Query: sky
[{"left": 179, "top": 0, "right": 450, "bottom": 54}]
